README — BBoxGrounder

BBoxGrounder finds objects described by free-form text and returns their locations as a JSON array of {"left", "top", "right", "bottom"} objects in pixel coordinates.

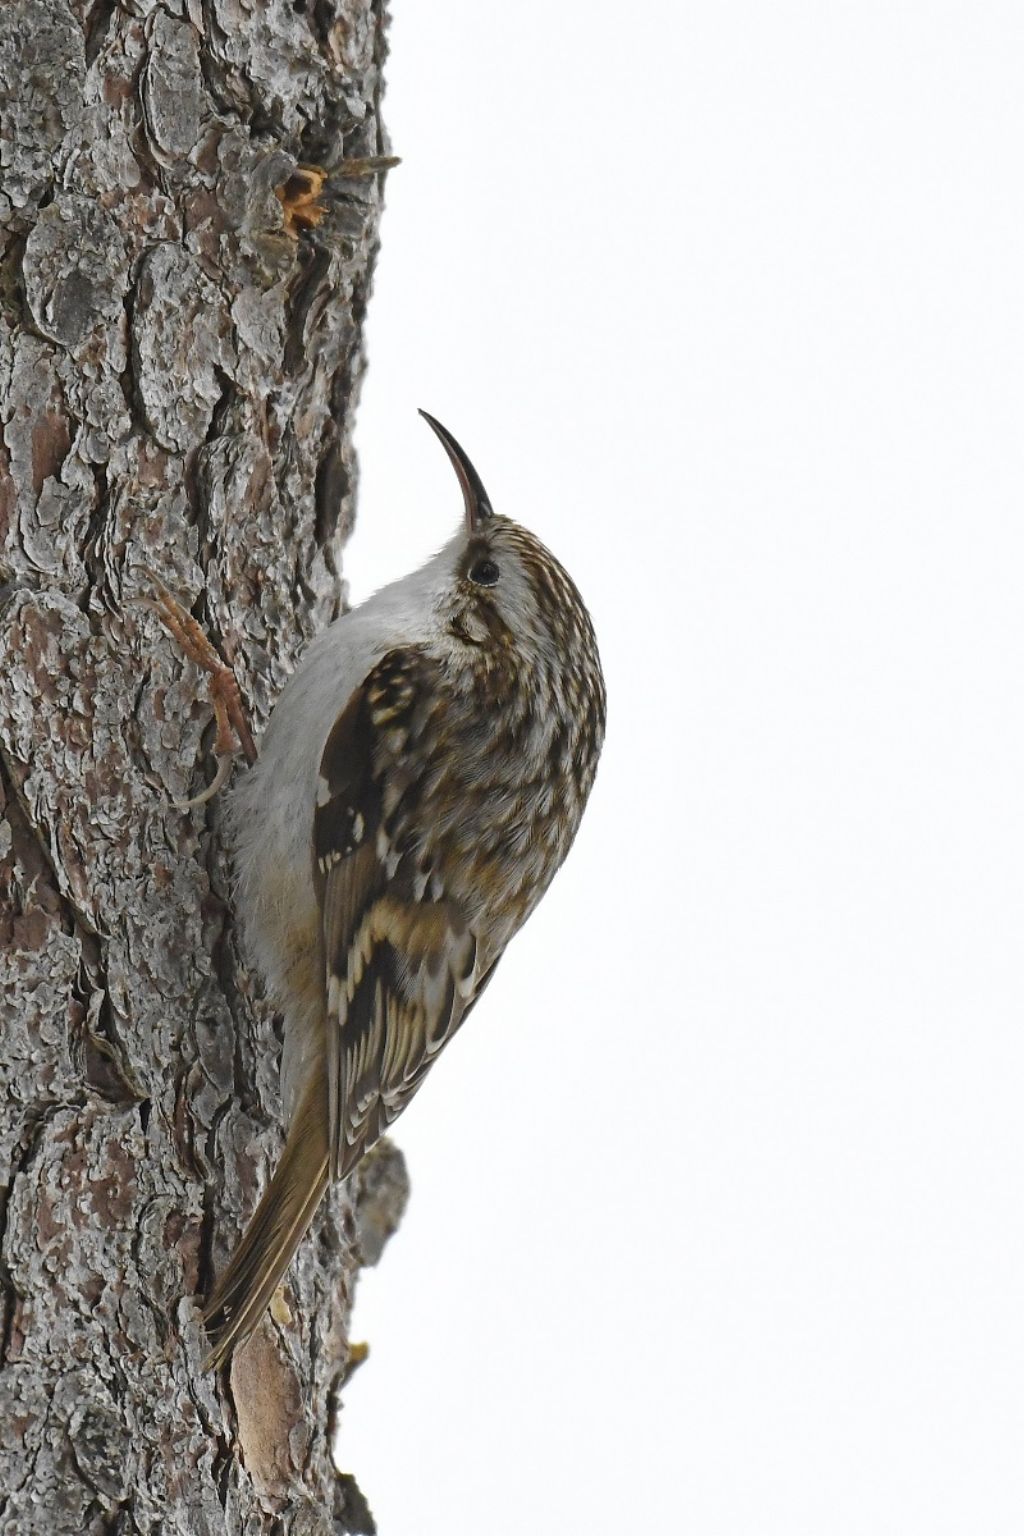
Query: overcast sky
[{"left": 340, "top": 4, "right": 1024, "bottom": 1532}]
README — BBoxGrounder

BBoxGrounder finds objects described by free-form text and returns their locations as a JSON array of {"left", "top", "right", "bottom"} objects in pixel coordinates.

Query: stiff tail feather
[{"left": 202, "top": 1079, "right": 330, "bottom": 1370}]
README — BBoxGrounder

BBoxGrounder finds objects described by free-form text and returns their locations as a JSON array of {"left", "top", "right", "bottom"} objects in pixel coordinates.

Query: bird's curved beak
[{"left": 419, "top": 409, "right": 495, "bottom": 532}]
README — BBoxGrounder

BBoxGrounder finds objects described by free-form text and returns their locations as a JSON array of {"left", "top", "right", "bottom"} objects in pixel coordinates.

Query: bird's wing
[{"left": 314, "top": 648, "right": 480, "bottom": 1181}]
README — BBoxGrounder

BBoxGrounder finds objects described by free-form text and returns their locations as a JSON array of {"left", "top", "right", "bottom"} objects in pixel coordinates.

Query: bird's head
[{"left": 419, "top": 411, "right": 601, "bottom": 689}]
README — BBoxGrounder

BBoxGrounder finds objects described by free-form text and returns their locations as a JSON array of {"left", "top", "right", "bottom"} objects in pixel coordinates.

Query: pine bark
[{"left": 0, "top": 3, "right": 407, "bottom": 1530}]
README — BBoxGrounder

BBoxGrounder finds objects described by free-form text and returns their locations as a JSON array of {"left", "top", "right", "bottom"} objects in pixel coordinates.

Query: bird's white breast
[{"left": 225, "top": 546, "right": 458, "bottom": 1109}]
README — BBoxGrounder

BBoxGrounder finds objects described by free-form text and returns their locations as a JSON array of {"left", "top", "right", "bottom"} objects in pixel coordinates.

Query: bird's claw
[{"left": 173, "top": 752, "right": 233, "bottom": 811}]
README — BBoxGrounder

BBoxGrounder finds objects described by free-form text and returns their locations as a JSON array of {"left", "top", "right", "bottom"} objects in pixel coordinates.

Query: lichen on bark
[{"left": 0, "top": 2, "right": 406, "bottom": 1531}]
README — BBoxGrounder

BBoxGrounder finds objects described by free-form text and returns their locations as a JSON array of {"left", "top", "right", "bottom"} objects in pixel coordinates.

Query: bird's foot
[{"left": 145, "top": 574, "right": 257, "bottom": 808}]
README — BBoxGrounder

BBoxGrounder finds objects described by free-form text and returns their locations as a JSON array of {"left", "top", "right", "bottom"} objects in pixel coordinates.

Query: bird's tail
[{"left": 202, "top": 1077, "right": 330, "bottom": 1371}]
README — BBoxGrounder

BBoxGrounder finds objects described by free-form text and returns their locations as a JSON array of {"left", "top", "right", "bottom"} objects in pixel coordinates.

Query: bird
[{"left": 171, "top": 411, "right": 606, "bottom": 1368}]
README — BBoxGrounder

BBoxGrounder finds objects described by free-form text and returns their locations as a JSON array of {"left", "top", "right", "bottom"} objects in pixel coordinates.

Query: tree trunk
[{"left": 0, "top": 2, "right": 407, "bottom": 1530}]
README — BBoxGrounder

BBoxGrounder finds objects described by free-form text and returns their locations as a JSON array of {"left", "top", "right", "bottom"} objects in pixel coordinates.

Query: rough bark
[{"left": 0, "top": 3, "right": 407, "bottom": 1531}]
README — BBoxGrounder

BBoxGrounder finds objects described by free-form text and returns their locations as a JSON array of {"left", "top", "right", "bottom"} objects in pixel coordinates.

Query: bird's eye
[{"left": 470, "top": 557, "right": 500, "bottom": 586}]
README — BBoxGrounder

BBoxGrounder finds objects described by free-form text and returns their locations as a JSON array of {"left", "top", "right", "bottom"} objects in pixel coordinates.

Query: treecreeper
[{"left": 161, "top": 411, "right": 606, "bottom": 1369}]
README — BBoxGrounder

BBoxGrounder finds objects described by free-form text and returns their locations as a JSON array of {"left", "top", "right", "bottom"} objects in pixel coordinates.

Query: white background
[{"left": 341, "top": 4, "right": 1024, "bottom": 1532}]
